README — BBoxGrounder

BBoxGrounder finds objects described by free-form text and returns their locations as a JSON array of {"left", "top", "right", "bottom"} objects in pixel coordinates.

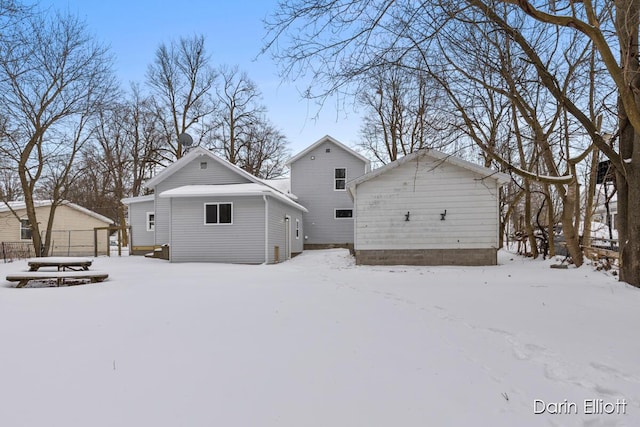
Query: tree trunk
[
  {"left": 616, "top": 0, "right": 640, "bottom": 286},
  {"left": 582, "top": 148, "right": 599, "bottom": 248},
  {"left": 544, "top": 184, "right": 555, "bottom": 257},
  {"left": 559, "top": 178, "right": 584, "bottom": 266},
  {"left": 524, "top": 181, "right": 538, "bottom": 258}
]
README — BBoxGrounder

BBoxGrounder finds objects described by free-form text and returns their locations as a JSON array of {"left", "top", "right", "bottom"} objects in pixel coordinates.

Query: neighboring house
[
  {"left": 287, "top": 135, "right": 370, "bottom": 248},
  {"left": 347, "top": 149, "right": 510, "bottom": 266},
  {"left": 122, "top": 147, "right": 307, "bottom": 263},
  {"left": 0, "top": 200, "right": 114, "bottom": 256}
]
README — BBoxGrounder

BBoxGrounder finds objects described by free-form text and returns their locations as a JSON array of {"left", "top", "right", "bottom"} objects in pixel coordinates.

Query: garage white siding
[{"left": 354, "top": 155, "right": 501, "bottom": 250}]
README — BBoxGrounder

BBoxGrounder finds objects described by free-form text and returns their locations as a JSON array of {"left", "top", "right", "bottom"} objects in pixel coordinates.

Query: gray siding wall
[
  {"left": 266, "top": 197, "right": 305, "bottom": 262},
  {"left": 354, "top": 156, "right": 500, "bottom": 251},
  {"left": 169, "top": 196, "right": 265, "bottom": 263},
  {"left": 154, "top": 157, "right": 251, "bottom": 245},
  {"left": 290, "top": 141, "right": 367, "bottom": 245},
  {"left": 128, "top": 200, "right": 155, "bottom": 247}
]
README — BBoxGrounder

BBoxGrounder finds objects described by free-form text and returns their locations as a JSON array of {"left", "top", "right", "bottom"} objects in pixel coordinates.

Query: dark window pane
[
  {"left": 335, "top": 179, "right": 346, "bottom": 190},
  {"left": 219, "top": 203, "right": 232, "bottom": 223},
  {"left": 205, "top": 204, "right": 218, "bottom": 224},
  {"left": 336, "top": 209, "right": 353, "bottom": 218},
  {"left": 20, "top": 219, "right": 32, "bottom": 240},
  {"left": 335, "top": 168, "right": 346, "bottom": 178}
]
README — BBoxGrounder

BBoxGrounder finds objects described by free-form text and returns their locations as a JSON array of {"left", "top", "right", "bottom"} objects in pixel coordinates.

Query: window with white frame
[
  {"left": 20, "top": 219, "right": 32, "bottom": 240},
  {"left": 205, "top": 203, "right": 233, "bottom": 225},
  {"left": 295, "top": 219, "right": 300, "bottom": 239},
  {"left": 335, "top": 209, "right": 353, "bottom": 219},
  {"left": 334, "top": 168, "right": 346, "bottom": 190},
  {"left": 146, "top": 212, "right": 155, "bottom": 231}
]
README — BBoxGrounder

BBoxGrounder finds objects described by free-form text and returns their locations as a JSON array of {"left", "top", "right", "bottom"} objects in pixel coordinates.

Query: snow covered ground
[{"left": 1, "top": 249, "right": 638, "bottom": 427}]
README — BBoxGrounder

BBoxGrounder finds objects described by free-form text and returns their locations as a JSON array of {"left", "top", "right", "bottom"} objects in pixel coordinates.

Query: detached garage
[{"left": 347, "top": 149, "right": 510, "bottom": 266}]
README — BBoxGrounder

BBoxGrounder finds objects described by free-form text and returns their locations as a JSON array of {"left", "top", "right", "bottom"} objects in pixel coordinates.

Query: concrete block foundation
[{"left": 355, "top": 248, "right": 498, "bottom": 266}]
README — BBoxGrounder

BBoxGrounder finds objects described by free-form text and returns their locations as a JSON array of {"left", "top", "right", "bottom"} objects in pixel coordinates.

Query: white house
[
  {"left": 287, "top": 135, "right": 370, "bottom": 248},
  {"left": 122, "top": 147, "right": 307, "bottom": 263},
  {"left": 347, "top": 149, "right": 510, "bottom": 266}
]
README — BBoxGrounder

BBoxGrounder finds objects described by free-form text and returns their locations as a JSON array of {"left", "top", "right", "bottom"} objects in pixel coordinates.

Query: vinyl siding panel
[
  {"left": 0, "top": 204, "right": 112, "bottom": 255},
  {"left": 290, "top": 139, "right": 367, "bottom": 245},
  {"left": 354, "top": 156, "right": 500, "bottom": 250},
  {"left": 128, "top": 200, "right": 155, "bottom": 247},
  {"left": 154, "top": 156, "right": 252, "bottom": 245},
  {"left": 267, "top": 197, "right": 305, "bottom": 262},
  {"left": 169, "top": 196, "right": 265, "bottom": 263}
]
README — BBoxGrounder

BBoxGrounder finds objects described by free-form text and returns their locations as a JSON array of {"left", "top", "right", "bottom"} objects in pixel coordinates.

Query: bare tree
[
  {"left": 241, "top": 118, "right": 290, "bottom": 178},
  {"left": 0, "top": 9, "right": 116, "bottom": 255},
  {"left": 210, "top": 65, "right": 290, "bottom": 178},
  {"left": 67, "top": 85, "right": 163, "bottom": 243},
  {"left": 358, "top": 64, "right": 450, "bottom": 164},
  {"left": 146, "top": 34, "right": 217, "bottom": 161}
]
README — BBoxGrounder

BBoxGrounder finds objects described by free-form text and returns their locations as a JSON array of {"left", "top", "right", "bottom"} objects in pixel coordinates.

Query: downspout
[{"left": 263, "top": 195, "right": 269, "bottom": 264}]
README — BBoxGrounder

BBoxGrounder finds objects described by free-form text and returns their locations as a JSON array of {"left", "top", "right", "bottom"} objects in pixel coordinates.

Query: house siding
[
  {"left": 128, "top": 199, "right": 155, "bottom": 250},
  {"left": 354, "top": 156, "right": 500, "bottom": 252},
  {"left": 169, "top": 196, "right": 265, "bottom": 263},
  {"left": 266, "top": 197, "right": 305, "bottom": 262},
  {"left": 154, "top": 156, "right": 252, "bottom": 245},
  {"left": 0, "top": 204, "right": 112, "bottom": 256},
  {"left": 290, "top": 139, "right": 367, "bottom": 246}
]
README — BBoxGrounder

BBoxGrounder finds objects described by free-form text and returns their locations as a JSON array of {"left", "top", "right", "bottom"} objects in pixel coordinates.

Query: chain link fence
[{"left": 1, "top": 242, "right": 36, "bottom": 263}]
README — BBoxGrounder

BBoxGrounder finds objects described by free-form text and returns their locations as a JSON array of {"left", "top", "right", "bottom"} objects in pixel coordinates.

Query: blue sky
[{"left": 41, "top": 0, "right": 362, "bottom": 153}]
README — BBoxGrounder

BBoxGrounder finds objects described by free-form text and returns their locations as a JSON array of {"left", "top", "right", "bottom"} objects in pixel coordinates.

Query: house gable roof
[
  {"left": 0, "top": 200, "right": 113, "bottom": 224},
  {"left": 286, "top": 135, "right": 370, "bottom": 167},
  {"left": 142, "top": 146, "right": 301, "bottom": 205},
  {"left": 144, "top": 146, "right": 263, "bottom": 189},
  {"left": 347, "top": 148, "right": 511, "bottom": 197}
]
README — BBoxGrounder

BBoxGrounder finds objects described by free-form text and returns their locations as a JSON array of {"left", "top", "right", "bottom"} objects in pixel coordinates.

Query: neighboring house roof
[
  {"left": 286, "top": 135, "right": 371, "bottom": 167},
  {"left": 347, "top": 148, "right": 511, "bottom": 197},
  {"left": 159, "top": 183, "right": 308, "bottom": 212},
  {"left": 0, "top": 200, "right": 114, "bottom": 224},
  {"left": 121, "top": 194, "right": 155, "bottom": 205}
]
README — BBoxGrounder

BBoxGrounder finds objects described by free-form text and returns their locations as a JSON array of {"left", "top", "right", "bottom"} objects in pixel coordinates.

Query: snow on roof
[
  {"left": 258, "top": 178, "right": 299, "bottom": 200},
  {"left": 0, "top": 200, "right": 113, "bottom": 224},
  {"left": 347, "top": 148, "right": 511, "bottom": 197},
  {"left": 159, "top": 183, "right": 308, "bottom": 212},
  {"left": 286, "top": 135, "right": 371, "bottom": 167},
  {"left": 121, "top": 194, "right": 155, "bottom": 205}
]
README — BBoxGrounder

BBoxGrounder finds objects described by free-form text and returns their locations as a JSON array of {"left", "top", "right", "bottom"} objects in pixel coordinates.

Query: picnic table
[
  {"left": 6, "top": 257, "right": 106, "bottom": 288},
  {"left": 27, "top": 257, "right": 93, "bottom": 271},
  {"left": 6, "top": 271, "right": 109, "bottom": 288}
]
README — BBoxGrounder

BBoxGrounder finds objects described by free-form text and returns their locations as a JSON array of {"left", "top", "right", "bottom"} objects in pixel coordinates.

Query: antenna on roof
[
  {"left": 178, "top": 132, "right": 194, "bottom": 155},
  {"left": 178, "top": 132, "right": 193, "bottom": 147}
]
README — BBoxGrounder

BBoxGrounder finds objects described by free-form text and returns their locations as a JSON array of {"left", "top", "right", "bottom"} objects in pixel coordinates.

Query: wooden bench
[
  {"left": 6, "top": 271, "right": 108, "bottom": 288},
  {"left": 27, "top": 257, "right": 93, "bottom": 271}
]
